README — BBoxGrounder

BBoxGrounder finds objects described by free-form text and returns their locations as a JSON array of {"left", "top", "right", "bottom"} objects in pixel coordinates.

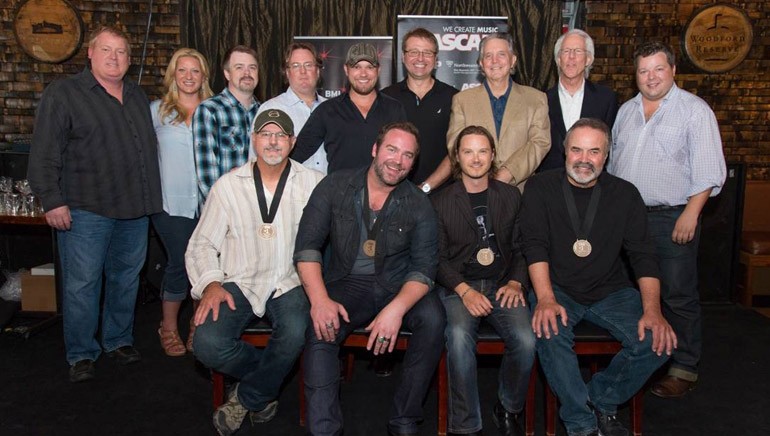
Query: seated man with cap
[{"left": 186, "top": 109, "right": 324, "bottom": 436}]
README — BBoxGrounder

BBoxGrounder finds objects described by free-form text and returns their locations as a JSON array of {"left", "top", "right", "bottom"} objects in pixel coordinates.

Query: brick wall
[
  {"left": 0, "top": 0, "right": 179, "bottom": 144},
  {"left": 585, "top": 0, "right": 770, "bottom": 180}
]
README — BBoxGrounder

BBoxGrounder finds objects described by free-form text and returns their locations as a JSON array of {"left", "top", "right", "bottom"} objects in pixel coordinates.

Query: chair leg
[
  {"left": 742, "top": 261, "right": 754, "bottom": 307},
  {"left": 631, "top": 389, "right": 644, "bottom": 436},
  {"left": 344, "top": 352, "right": 355, "bottom": 382},
  {"left": 525, "top": 363, "right": 537, "bottom": 436},
  {"left": 437, "top": 351, "right": 448, "bottom": 436},
  {"left": 212, "top": 370, "right": 225, "bottom": 409},
  {"left": 546, "top": 384, "right": 557, "bottom": 436},
  {"left": 299, "top": 354, "right": 306, "bottom": 427}
]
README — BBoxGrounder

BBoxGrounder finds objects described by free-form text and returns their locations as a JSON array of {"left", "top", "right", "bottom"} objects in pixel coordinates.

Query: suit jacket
[
  {"left": 539, "top": 80, "right": 618, "bottom": 172},
  {"left": 447, "top": 82, "right": 551, "bottom": 188},
  {"left": 432, "top": 179, "right": 528, "bottom": 292}
]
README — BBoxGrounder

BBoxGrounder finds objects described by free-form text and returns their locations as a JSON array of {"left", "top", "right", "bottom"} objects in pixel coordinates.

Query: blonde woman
[{"left": 151, "top": 48, "right": 213, "bottom": 356}]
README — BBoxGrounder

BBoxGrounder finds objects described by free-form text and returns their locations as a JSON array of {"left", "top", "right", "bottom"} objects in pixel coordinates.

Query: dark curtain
[{"left": 180, "top": 0, "right": 560, "bottom": 101}]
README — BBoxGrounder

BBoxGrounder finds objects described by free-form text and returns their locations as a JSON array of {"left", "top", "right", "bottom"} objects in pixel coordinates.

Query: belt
[{"left": 645, "top": 204, "right": 685, "bottom": 212}]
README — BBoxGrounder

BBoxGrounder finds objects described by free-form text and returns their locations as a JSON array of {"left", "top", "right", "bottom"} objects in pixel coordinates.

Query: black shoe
[
  {"left": 69, "top": 359, "right": 95, "bottom": 383},
  {"left": 492, "top": 401, "right": 524, "bottom": 436},
  {"left": 107, "top": 345, "right": 142, "bottom": 365},
  {"left": 595, "top": 409, "right": 628, "bottom": 436}
]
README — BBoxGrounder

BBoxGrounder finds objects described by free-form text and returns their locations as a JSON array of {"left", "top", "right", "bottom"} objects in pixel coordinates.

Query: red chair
[{"left": 210, "top": 321, "right": 411, "bottom": 427}]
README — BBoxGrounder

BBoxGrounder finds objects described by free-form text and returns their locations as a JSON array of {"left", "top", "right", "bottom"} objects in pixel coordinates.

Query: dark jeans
[
  {"left": 529, "top": 287, "right": 669, "bottom": 436},
  {"left": 303, "top": 275, "right": 446, "bottom": 436},
  {"left": 648, "top": 208, "right": 701, "bottom": 380},
  {"left": 193, "top": 283, "right": 309, "bottom": 411},
  {"left": 440, "top": 280, "right": 535, "bottom": 434},
  {"left": 58, "top": 209, "right": 148, "bottom": 365},
  {"left": 150, "top": 211, "right": 198, "bottom": 301}
]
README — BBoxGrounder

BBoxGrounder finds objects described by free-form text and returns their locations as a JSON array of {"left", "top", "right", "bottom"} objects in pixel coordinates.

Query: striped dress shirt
[{"left": 185, "top": 159, "right": 324, "bottom": 316}]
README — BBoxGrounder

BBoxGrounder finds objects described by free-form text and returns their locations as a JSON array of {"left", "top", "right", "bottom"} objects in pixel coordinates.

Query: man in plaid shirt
[{"left": 193, "top": 45, "right": 260, "bottom": 204}]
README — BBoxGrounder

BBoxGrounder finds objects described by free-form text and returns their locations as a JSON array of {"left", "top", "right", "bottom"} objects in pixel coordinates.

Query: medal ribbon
[
  {"left": 253, "top": 162, "right": 291, "bottom": 225},
  {"left": 561, "top": 177, "right": 601, "bottom": 242},
  {"left": 362, "top": 178, "right": 394, "bottom": 244}
]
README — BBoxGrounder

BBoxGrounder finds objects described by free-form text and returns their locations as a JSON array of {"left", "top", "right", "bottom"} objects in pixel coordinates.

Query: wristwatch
[{"left": 421, "top": 183, "right": 431, "bottom": 194}]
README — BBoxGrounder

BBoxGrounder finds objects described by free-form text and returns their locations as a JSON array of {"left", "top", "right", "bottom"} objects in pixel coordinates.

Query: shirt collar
[
  {"left": 222, "top": 87, "right": 257, "bottom": 109},
  {"left": 286, "top": 87, "right": 320, "bottom": 108},
  {"left": 557, "top": 78, "right": 585, "bottom": 99},
  {"left": 483, "top": 77, "right": 513, "bottom": 101}
]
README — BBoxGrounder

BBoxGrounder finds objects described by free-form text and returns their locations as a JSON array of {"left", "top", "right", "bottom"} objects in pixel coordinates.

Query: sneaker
[
  {"left": 249, "top": 400, "right": 278, "bottom": 424},
  {"left": 492, "top": 401, "right": 525, "bottom": 436},
  {"left": 595, "top": 410, "right": 628, "bottom": 436},
  {"left": 69, "top": 359, "right": 95, "bottom": 383},
  {"left": 213, "top": 385, "right": 248, "bottom": 436}
]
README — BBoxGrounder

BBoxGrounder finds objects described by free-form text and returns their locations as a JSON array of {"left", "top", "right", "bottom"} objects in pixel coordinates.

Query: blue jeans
[
  {"left": 58, "top": 209, "right": 149, "bottom": 365},
  {"left": 529, "top": 286, "right": 669, "bottom": 436},
  {"left": 647, "top": 209, "right": 701, "bottom": 380},
  {"left": 193, "top": 283, "right": 309, "bottom": 411},
  {"left": 440, "top": 280, "right": 535, "bottom": 434},
  {"left": 303, "top": 275, "right": 446, "bottom": 436},
  {"left": 150, "top": 211, "right": 198, "bottom": 301}
]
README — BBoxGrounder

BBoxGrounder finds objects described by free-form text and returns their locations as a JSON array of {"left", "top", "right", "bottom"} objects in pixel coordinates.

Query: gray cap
[
  {"left": 252, "top": 109, "right": 294, "bottom": 136},
  {"left": 346, "top": 42, "right": 379, "bottom": 67}
]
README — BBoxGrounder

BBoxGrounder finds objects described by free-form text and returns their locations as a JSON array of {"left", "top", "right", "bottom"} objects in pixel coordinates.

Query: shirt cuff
[
  {"left": 403, "top": 271, "right": 434, "bottom": 289},
  {"left": 293, "top": 249, "right": 323, "bottom": 265}
]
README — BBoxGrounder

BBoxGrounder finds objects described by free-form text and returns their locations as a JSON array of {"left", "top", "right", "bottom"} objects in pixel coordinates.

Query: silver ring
[
  {"left": 325, "top": 322, "right": 334, "bottom": 329},
  {"left": 377, "top": 336, "right": 390, "bottom": 343}
]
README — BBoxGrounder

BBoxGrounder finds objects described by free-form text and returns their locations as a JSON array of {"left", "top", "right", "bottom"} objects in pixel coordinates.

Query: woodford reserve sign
[{"left": 683, "top": 3, "right": 753, "bottom": 73}]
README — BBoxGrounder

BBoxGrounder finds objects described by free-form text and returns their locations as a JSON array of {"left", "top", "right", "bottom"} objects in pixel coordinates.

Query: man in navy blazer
[{"left": 539, "top": 29, "right": 618, "bottom": 173}]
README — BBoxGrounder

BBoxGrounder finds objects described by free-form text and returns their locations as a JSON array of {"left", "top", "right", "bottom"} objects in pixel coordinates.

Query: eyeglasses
[
  {"left": 288, "top": 62, "right": 318, "bottom": 71},
  {"left": 404, "top": 49, "right": 436, "bottom": 59},
  {"left": 559, "top": 48, "right": 587, "bottom": 57},
  {"left": 256, "top": 131, "right": 290, "bottom": 140}
]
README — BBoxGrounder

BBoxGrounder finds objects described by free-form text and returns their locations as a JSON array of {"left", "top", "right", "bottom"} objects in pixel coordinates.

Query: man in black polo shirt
[
  {"left": 383, "top": 27, "right": 458, "bottom": 194},
  {"left": 28, "top": 25, "right": 162, "bottom": 383},
  {"left": 292, "top": 42, "right": 407, "bottom": 173}
]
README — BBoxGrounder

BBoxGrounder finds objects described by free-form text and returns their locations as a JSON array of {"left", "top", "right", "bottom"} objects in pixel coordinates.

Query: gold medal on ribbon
[
  {"left": 258, "top": 224, "right": 275, "bottom": 240},
  {"left": 363, "top": 239, "right": 376, "bottom": 257},
  {"left": 572, "top": 239, "right": 592, "bottom": 258},
  {"left": 476, "top": 248, "right": 495, "bottom": 266}
]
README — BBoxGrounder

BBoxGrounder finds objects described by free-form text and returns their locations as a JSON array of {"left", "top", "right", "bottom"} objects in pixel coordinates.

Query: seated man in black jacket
[
  {"left": 432, "top": 125, "right": 534, "bottom": 436},
  {"left": 294, "top": 121, "right": 445, "bottom": 436}
]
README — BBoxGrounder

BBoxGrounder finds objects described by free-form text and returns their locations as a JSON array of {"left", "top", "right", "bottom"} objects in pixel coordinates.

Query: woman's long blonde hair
[{"left": 159, "top": 48, "right": 214, "bottom": 124}]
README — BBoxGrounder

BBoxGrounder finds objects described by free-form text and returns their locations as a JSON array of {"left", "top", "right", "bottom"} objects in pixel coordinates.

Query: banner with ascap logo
[{"left": 396, "top": 15, "right": 508, "bottom": 91}]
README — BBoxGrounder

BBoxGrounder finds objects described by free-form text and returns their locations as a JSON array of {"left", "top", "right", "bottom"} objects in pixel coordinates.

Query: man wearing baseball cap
[
  {"left": 186, "top": 108, "right": 324, "bottom": 436},
  {"left": 292, "top": 42, "right": 407, "bottom": 174}
]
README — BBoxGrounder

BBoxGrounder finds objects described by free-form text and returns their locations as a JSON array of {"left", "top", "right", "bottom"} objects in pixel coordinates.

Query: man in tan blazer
[{"left": 446, "top": 32, "right": 550, "bottom": 189}]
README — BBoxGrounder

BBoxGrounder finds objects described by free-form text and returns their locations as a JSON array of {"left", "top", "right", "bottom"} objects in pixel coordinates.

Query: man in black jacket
[
  {"left": 538, "top": 29, "right": 618, "bottom": 172},
  {"left": 294, "top": 121, "right": 445, "bottom": 436},
  {"left": 432, "top": 125, "right": 534, "bottom": 436}
]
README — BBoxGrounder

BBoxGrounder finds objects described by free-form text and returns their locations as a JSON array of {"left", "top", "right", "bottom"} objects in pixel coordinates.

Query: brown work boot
[{"left": 651, "top": 375, "right": 696, "bottom": 398}]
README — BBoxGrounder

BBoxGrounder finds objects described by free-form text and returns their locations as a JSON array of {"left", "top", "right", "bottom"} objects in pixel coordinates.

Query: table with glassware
[{"left": 0, "top": 174, "right": 61, "bottom": 337}]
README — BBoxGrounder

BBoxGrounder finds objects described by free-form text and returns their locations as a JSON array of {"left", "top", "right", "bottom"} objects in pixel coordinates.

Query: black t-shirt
[{"left": 463, "top": 190, "right": 503, "bottom": 280}]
